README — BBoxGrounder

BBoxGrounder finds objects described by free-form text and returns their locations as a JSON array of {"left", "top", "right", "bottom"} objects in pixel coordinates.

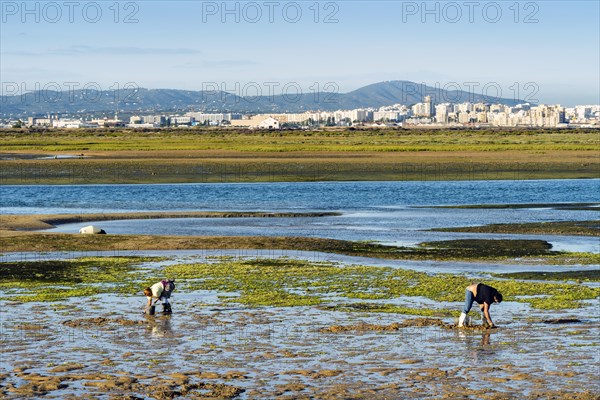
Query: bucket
[{"left": 146, "top": 305, "right": 156, "bottom": 315}]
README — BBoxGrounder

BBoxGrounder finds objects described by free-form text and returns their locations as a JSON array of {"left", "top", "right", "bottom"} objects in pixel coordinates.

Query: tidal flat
[
  {"left": 2, "top": 232, "right": 599, "bottom": 265},
  {"left": 432, "top": 220, "right": 600, "bottom": 237},
  {"left": 1, "top": 180, "right": 598, "bottom": 397},
  {"left": 0, "top": 255, "right": 598, "bottom": 398}
]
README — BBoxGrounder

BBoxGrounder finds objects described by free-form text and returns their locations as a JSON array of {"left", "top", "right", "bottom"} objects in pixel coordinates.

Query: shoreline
[
  {"left": 1, "top": 232, "right": 598, "bottom": 265},
  {"left": 431, "top": 220, "right": 600, "bottom": 237},
  {"left": 0, "top": 211, "right": 340, "bottom": 231},
  {"left": 1, "top": 210, "right": 598, "bottom": 263}
]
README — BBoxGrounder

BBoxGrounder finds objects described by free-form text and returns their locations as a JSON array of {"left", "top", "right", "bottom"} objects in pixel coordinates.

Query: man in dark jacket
[{"left": 458, "top": 283, "right": 503, "bottom": 328}]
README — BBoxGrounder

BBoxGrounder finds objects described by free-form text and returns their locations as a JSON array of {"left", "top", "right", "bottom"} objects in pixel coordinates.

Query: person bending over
[
  {"left": 458, "top": 283, "right": 502, "bottom": 328},
  {"left": 144, "top": 279, "right": 175, "bottom": 314}
]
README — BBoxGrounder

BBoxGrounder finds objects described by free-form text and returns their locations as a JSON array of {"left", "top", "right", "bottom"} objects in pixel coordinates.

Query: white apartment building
[
  {"left": 184, "top": 113, "right": 242, "bottom": 125},
  {"left": 457, "top": 102, "right": 473, "bottom": 113},
  {"left": 373, "top": 111, "right": 401, "bottom": 122},
  {"left": 351, "top": 109, "right": 371, "bottom": 122},
  {"left": 458, "top": 112, "right": 472, "bottom": 124},
  {"left": 472, "top": 103, "right": 489, "bottom": 112},
  {"left": 142, "top": 115, "right": 168, "bottom": 125},
  {"left": 412, "top": 96, "right": 433, "bottom": 117},
  {"left": 575, "top": 106, "right": 593, "bottom": 121},
  {"left": 127, "top": 123, "right": 161, "bottom": 128},
  {"left": 52, "top": 119, "right": 98, "bottom": 129},
  {"left": 435, "top": 104, "right": 451, "bottom": 124},
  {"left": 170, "top": 116, "right": 194, "bottom": 126},
  {"left": 27, "top": 117, "right": 52, "bottom": 126}
]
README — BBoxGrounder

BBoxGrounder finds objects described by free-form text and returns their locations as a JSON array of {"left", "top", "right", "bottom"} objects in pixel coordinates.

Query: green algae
[
  {"left": 2, "top": 256, "right": 598, "bottom": 310},
  {"left": 0, "top": 257, "right": 162, "bottom": 302},
  {"left": 10, "top": 287, "right": 104, "bottom": 303},
  {"left": 417, "top": 239, "right": 554, "bottom": 258},
  {"left": 235, "top": 290, "right": 322, "bottom": 307},
  {"left": 431, "top": 220, "right": 600, "bottom": 237},
  {"left": 320, "top": 303, "right": 454, "bottom": 317},
  {"left": 494, "top": 270, "right": 600, "bottom": 282},
  {"left": 165, "top": 258, "right": 600, "bottom": 310}
]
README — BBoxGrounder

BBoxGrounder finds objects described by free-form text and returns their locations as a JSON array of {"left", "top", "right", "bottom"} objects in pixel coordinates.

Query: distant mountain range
[{"left": 0, "top": 80, "right": 525, "bottom": 117}]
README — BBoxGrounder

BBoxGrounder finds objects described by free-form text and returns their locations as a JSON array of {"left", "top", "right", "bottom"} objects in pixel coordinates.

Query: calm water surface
[
  {"left": 2, "top": 179, "right": 599, "bottom": 252},
  {"left": 2, "top": 179, "right": 599, "bottom": 214}
]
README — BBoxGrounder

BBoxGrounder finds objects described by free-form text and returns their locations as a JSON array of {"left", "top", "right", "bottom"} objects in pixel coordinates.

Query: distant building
[
  {"left": 185, "top": 113, "right": 242, "bottom": 125},
  {"left": 230, "top": 115, "right": 280, "bottom": 129},
  {"left": 130, "top": 115, "right": 143, "bottom": 124},
  {"left": 27, "top": 117, "right": 52, "bottom": 127},
  {"left": 258, "top": 117, "right": 280, "bottom": 129},
  {"left": 527, "top": 105, "right": 565, "bottom": 127},
  {"left": 412, "top": 96, "right": 434, "bottom": 117},
  {"left": 52, "top": 119, "right": 98, "bottom": 129},
  {"left": 170, "top": 116, "right": 194, "bottom": 126},
  {"left": 373, "top": 111, "right": 401, "bottom": 122},
  {"left": 458, "top": 112, "right": 471, "bottom": 124},
  {"left": 143, "top": 115, "right": 168, "bottom": 126},
  {"left": 128, "top": 115, "right": 166, "bottom": 126},
  {"left": 91, "top": 113, "right": 125, "bottom": 127},
  {"left": 435, "top": 104, "right": 450, "bottom": 124},
  {"left": 457, "top": 102, "right": 472, "bottom": 113},
  {"left": 127, "top": 122, "right": 161, "bottom": 128}
]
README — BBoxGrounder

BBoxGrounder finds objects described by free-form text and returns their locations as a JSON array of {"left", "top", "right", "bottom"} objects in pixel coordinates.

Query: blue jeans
[{"left": 463, "top": 289, "right": 475, "bottom": 314}]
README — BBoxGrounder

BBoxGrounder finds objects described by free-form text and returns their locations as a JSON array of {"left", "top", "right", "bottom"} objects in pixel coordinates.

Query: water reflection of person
[
  {"left": 461, "top": 331, "right": 493, "bottom": 364},
  {"left": 147, "top": 316, "right": 173, "bottom": 338},
  {"left": 481, "top": 331, "right": 491, "bottom": 346}
]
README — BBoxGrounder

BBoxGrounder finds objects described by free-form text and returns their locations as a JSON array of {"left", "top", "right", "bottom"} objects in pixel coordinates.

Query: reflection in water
[
  {"left": 481, "top": 332, "right": 491, "bottom": 346},
  {"left": 459, "top": 330, "right": 495, "bottom": 365},
  {"left": 471, "top": 332, "right": 493, "bottom": 366},
  {"left": 145, "top": 315, "right": 174, "bottom": 338}
]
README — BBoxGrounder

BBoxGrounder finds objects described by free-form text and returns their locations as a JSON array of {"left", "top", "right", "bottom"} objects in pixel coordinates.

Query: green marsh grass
[{"left": 1, "top": 129, "right": 598, "bottom": 152}]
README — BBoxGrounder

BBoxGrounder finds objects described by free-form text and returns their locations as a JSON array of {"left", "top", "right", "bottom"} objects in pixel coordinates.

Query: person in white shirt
[{"left": 144, "top": 279, "right": 175, "bottom": 314}]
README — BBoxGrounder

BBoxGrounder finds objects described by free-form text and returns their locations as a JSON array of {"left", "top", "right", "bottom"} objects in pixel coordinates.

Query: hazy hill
[{"left": 0, "top": 80, "right": 525, "bottom": 117}]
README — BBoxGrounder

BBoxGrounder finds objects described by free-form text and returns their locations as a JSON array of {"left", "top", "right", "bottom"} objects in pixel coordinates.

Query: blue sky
[{"left": 1, "top": 1, "right": 599, "bottom": 106}]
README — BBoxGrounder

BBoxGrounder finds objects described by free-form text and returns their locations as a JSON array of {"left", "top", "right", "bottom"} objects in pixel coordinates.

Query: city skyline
[
  {"left": 18, "top": 98, "right": 600, "bottom": 130},
  {"left": 1, "top": 1, "right": 599, "bottom": 106}
]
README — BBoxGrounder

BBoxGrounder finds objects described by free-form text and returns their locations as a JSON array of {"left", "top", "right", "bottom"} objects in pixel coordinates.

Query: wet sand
[
  {"left": 1, "top": 252, "right": 599, "bottom": 398},
  {"left": 0, "top": 211, "right": 340, "bottom": 232},
  {"left": 1, "top": 205, "right": 598, "bottom": 398},
  {"left": 432, "top": 220, "right": 600, "bottom": 237},
  {"left": 1, "top": 292, "right": 598, "bottom": 399}
]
